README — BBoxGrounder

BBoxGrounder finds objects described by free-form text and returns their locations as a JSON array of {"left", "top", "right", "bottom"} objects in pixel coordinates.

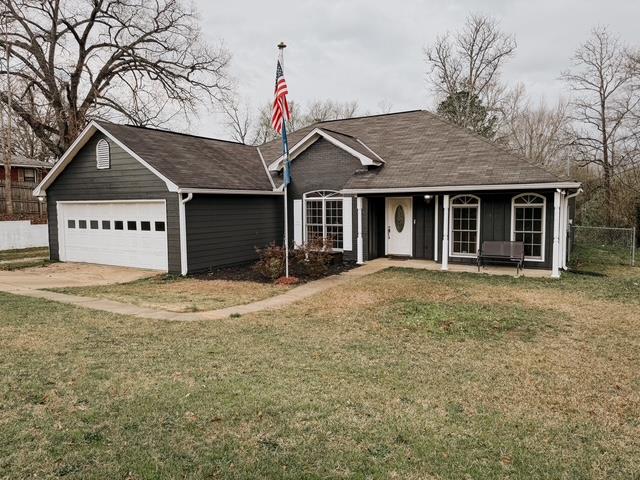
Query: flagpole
[{"left": 278, "top": 41, "right": 289, "bottom": 278}]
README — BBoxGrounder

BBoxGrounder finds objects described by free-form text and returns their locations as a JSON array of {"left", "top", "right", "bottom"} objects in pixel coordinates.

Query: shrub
[
  {"left": 253, "top": 242, "right": 286, "bottom": 280},
  {"left": 291, "top": 236, "right": 335, "bottom": 279}
]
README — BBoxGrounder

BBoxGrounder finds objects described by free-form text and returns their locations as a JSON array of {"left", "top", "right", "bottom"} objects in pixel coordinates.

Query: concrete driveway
[{"left": 0, "top": 262, "right": 158, "bottom": 291}]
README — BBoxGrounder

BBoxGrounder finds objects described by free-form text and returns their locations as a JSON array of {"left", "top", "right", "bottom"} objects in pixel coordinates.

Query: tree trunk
[
  {"left": 3, "top": 31, "right": 13, "bottom": 215},
  {"left": 603, "top": 164, "right": 613, "bottom": 226}
]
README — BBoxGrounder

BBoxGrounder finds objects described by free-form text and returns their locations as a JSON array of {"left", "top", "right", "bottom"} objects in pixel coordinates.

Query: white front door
[
  {"left": 57, "top": 201, "right": 168, "bottom": 271},
  {"left": 386, "top": 197, "right": 413, "bottom": 256}
]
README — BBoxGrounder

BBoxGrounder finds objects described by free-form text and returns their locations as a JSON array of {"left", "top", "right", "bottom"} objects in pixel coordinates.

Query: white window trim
[
  {"left": 303, "top": 190, "right": 345, "bottom": 252},
  {"left": 510, "top": 193, "right": 546, "bottom": 262},
  {"left": 449, "top": 194, "right": 481, "bottom": 258}
]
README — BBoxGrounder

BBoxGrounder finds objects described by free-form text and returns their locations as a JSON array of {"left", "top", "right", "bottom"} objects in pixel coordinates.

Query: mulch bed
[{"left": 194, "top": 260, "right": 358, "bottom": 284}]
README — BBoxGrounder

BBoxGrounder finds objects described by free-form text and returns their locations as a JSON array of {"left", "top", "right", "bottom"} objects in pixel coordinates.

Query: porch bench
[{"left": 477, "top": 241, "right": 525, "bottom": 274}]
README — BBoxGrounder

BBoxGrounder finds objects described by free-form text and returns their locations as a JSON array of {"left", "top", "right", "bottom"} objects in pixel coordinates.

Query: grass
[
  {"left": 0, "top": 258, "right": 52, "bottom": 271},
  {"left": 49, "top": 274, "right": 290, "bottom": 312},
  {"left": 0, "top": 246, "right": 49, "bottom": 262},
  {"left": 1, "top": 266, "right": 639, "bottom": 478},
  {"left": 571, "top": 244, "right": 635, "bottom": 269}
]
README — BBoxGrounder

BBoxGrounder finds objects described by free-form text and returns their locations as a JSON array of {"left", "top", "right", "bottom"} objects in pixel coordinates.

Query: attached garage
[
  {"left": 33, "top": 120, "right": 283, "bottom": 275},
  {"left": 57, "top": 201, "right": 168, "bottom": 270}
]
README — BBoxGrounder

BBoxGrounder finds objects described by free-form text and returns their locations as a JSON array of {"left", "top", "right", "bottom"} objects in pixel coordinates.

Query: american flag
[{"left": 271, "top": 56, "right": 291, "bottom": 134}]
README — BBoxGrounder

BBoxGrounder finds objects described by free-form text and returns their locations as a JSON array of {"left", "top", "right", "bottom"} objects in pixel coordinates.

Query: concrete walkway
[
  {"left": 0, "top": 261, "right": 389, "bottom": 322},
  {"left": 0, "top": 258, "right": 548, "bottom": 322}
]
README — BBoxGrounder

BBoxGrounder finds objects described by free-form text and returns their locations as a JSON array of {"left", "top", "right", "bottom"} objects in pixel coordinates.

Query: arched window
[
  {"left": 96, "top": 139, "right": 110, "bottom": 169},
  {"left": 303, "top": 190, "right": 344, "bottom": 249},
  {"left": 512, "top": 193, "right": 546, "bottom": 261},
  {"left": 450, "top": 194, "right": 480, "bottom": 257}
]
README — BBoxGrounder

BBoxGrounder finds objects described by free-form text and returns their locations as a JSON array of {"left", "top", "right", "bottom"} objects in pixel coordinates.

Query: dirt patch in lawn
[{"left": 51, "top": 274, "right": 291, "bottom": 313}]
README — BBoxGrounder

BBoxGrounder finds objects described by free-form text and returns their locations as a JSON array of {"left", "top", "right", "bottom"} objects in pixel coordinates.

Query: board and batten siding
[
  {"left": 433, "top": 190, "right": 556, "bottom": 269},
  {"left": 45, "top": 132, "right": 182, "bottom": 273},
  {"left": 185, "top": 194, "right": 283, "bottom": 272},
  {"left": 285, "top": 138, "right": 362, "bottom": 262}
]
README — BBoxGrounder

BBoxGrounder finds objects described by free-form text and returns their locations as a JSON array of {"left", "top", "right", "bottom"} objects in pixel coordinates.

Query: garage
[{"left": 57, "top": 201, "right": 168, "bottom": 271}]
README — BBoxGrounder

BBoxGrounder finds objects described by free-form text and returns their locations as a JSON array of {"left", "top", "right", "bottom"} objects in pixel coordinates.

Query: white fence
[{"left": 0, "top": 221, "right": 48, "bottom": 250}]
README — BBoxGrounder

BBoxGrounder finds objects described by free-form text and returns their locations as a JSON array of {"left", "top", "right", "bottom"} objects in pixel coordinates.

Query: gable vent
[{"left": 96, "top": 139, "right": 110, "bottom": 169}]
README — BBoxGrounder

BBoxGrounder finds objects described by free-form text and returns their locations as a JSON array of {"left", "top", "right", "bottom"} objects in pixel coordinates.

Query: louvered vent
[{"left": 96, "top": 139, "right": 110, "bottom": 169}]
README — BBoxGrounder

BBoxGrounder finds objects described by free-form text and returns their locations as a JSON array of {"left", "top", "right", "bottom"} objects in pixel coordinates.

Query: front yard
[
  {"left": 51, "top": 275, "right": 290, "bottom": 313},
  {"left": 1, "top": 265, "right": 639, "bottom": 478}
]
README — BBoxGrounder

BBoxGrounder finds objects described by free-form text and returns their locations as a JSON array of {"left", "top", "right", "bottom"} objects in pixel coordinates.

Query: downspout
[
  {"left": 179, "top": 192, "right": 193, "bottom": 276},
  {"left": 563, "top": 188, "right": 583, "bottom": 270}
]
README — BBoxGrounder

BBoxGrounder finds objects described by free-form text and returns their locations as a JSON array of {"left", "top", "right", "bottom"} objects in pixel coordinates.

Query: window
[
  {"left": 140, "top": 221, "right": 151, "bottom": 231},
  {"left": 512, "top": 193, "right": 546, "bottom": 261},
  {"left": 96, "top": 139, "right": 110, "bottom": 169},
  {"left": 68, "top": 220, "right": 76, "bottom": 229},
  {"left": 102, "top": 220, "right": 111, "bottom": 230},
  {"left": 114, "top": 221, "right": 124, "bottom": 230},
  {"left": 450, "top": 194, "right": 480, "bottom": 257},
  {"left": 155, "top": 221, "right": 166, "bottom": 232},
  {"left": 304, "top": 191, "right": 344, "bottom": 249},
  {"left": 90, "top": 220, "right": 99, "bottom": 229},
  {"left": 127, "top": 221, "right": 137, "bottom": 230},
  {"left": 23, "top": 169, "right": 36, "bottom": 182},
  {"left": 78, "top": 220, "right": 87, "bottom": 229}
]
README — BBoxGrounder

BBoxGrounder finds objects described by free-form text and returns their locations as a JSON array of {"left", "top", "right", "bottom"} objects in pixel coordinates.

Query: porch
[
  {"left": 353, "top": 189, "right": 575, "bottom": 278},
  {"left": 365, "top": 257, "right": 553, "bottom": 278}
]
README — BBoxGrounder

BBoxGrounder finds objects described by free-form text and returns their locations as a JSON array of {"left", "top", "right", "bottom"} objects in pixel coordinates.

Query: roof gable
[
  {"left": 35, "top": 121, "right": 277, "bottom": 196},
  {"left": 266, "top": 127, "right": 384, "bottom": 172}
]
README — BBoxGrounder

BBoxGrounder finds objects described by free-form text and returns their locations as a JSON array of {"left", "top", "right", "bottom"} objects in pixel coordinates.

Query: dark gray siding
[
  {"left": 46, "top": 132, "right": 181, "bottom": 273},
  {"left": 185, "top": 194, "right": 283, "bottom": 272},
  {"left": 433, "top": 190, "right": 556, "bottom": 269},
  {"left": 413, "top": 196, "right": 436, "bottom": 259},
  {"left": 285, "top": 138, "right": 363, "bottom": 262}
]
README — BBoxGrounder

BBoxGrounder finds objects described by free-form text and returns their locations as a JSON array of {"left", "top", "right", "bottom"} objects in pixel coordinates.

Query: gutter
[{"left": 179, "top": 193, "right": 193, "bottom": 276}]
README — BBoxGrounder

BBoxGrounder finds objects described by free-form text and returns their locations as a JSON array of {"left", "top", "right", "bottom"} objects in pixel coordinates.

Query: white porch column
[
  {"left": 441, "top": 194, "right": 450, "bottom": 271},
  {"left": 552, "top": 190, "right": 562, "bottom": 278},
  {"left": 356, "top": 196, "right": 364, "bottom": 265},
  {"left": 434, "top": 195, "right": 439, "bottom": 262}
]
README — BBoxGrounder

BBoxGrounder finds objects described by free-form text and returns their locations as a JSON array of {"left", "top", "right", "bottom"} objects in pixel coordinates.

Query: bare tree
[
  {"left": 1, "top": 19, "right": 12, "bottom": 214},
  {"left": 425, "top": 14, "right": 516, "bottom": 134},
  {"left": 562, "top": 27, "right": 640, "bottom": 224},
  {"left": 499, "top": 84, "right": 571, "bottom": 169},
  {"left": 226, "top": 99, "right": 359, "bottom": 146},
  {"left": 303, "top": 100, "right": 359, "bottom": 125},
  {"left": 220, "top": 94, "right": 252, "bottom": 144},
  {"left": 0, "top": 0, "right": 230, "bottom": 158}
]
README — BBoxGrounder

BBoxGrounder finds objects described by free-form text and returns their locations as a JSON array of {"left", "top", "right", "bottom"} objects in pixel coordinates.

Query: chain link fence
[{"left": 569, "top": 225, "right": 637, "bottom": 268}]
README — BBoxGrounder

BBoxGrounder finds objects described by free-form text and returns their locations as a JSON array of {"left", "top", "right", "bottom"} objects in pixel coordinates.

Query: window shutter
[
  {"left": 342, "top": 197, "right": 353, "bottom": 251},
  {"left": 293, "top": 199, "right": 303, "bottom": 246},
  {"left": 96, "top": 139, "right": 110, "bottom": 169}
]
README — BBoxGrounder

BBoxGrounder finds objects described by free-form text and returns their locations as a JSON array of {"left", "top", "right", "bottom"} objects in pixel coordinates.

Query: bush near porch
[{"left": 2, "top": 263, "right": 639, "bottom": 478}]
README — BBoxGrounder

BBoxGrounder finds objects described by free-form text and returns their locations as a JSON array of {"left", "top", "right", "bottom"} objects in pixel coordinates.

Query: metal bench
[{"left": 477, "top": 241, "right": 525, "bottom": 274}]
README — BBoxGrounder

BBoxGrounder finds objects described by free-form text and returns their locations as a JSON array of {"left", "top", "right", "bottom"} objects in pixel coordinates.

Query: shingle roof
[
  {"left": 97, "top": 122, "right": 273, "bottom": 191},
  {"left": 260, "top": 110, "right": 570, "bottom": 189},
  {"left": 0, "top": 154, "right": 52, "bottom": 169}
]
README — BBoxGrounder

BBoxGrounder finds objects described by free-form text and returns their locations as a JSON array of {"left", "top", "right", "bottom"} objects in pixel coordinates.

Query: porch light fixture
[{"left": 424, "top": 194, "right": 433, "bottom": 203}]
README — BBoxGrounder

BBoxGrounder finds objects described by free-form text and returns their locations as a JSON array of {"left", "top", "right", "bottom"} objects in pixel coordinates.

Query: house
[
  {"left": 34, "top": 110, "right": 581, "bottom": 277},
  {"left": 1, "top": 154, "right": 51, "bottom": 214}
]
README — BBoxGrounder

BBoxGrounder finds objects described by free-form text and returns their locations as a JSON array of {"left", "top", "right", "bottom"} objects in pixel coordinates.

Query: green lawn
[{"left": 1, "top": 266, "right": 639, "bottom": 478}]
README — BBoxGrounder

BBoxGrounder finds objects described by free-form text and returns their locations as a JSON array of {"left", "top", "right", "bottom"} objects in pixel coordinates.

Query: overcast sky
[{"left": 190, "top": 0, "right": 640, "bottom": 140}]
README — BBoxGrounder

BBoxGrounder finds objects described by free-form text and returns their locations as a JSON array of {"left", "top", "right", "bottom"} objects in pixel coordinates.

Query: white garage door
[{"left": 57, "top": 201, "right": 168, "bottom": 271}]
